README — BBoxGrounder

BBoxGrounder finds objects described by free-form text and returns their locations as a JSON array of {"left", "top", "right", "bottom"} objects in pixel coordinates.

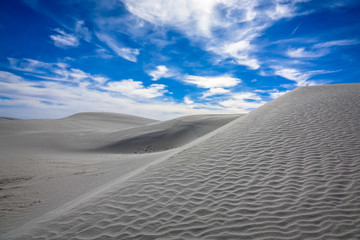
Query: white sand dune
[
  {"left": 96, "top": 114, "right": 241, "bottom": 153},
  {"left": 3, "top": 83, "right": 360, "bottom": 239},
  {"left": 0, "top": 113, "right": 240, "bottom": 235}
]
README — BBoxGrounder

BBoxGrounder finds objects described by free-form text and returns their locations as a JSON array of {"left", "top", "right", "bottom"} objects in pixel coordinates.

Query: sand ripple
[{"left": 5, "top": 84, "right": 360, "bottom": 239}]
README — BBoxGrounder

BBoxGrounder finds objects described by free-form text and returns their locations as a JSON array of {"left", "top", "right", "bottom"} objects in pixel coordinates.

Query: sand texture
[{"left": 3, "top": 83, "right": 360, "bottom": 239}]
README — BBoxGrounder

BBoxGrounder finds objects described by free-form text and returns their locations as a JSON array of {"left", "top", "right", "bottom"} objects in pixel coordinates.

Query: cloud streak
[
  {"left": 184, "top": 74, "right": 241, "bottom": 88},
  {"left": 7, "top": 58, "right": 108, "bottom": 84},
  {"left": 96, "top": 33, "right": 140, "bottom": 62},
  {"left": 274, "top": 68, "right": 338, "bottom": 86},
  {"left": 50, "top": 28, "right": 79, "bottom": 48},
  {"left": 287, "top": 39, "right": 359, "bottom": 58}
]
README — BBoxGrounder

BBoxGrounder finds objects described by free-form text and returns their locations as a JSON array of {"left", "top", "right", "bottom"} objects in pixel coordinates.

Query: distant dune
[
  {"left": 97, "top": 114, "right": 241, "bottom": 153},
  {"left": 3, "top": 83, "right": 360, "bottom": 239},
  {"left": 0, "top": 112, "right": 158, "bottom": 135},
  {"left": 63, "top": 112, "right": 159, "bottom": 130},
  {"left": 0, "top": 117, "right": 20, "bottom": 120}
]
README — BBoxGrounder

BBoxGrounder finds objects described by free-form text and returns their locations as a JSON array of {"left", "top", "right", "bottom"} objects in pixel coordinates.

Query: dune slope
[
  {"left": 4, "top": 83, "right": 360, "bottom": 239},
  {"left": 97, "top": 114, "right": 241, "bottom": 153}
]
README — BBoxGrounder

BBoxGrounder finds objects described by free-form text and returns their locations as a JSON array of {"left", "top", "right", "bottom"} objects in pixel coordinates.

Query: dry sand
[
  {"left": 0, "top": 112, "right": 240, "bottom": 235},
  {"left": 2, "top": 83, "right": 360, "bottom": 239}
]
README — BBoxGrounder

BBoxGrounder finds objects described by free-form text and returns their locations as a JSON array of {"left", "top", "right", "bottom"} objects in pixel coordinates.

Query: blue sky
[{"left": 0, "top": 0, "right": 359, "bottom": 120}]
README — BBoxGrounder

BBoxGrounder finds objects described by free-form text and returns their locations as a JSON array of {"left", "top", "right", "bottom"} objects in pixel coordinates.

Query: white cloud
[
  {"left": 7, "top": 58, "right": 108, "bottom": 84},
  {"left": 313, "top": 39, "right": 359, "bottom": 48},
  {"left": 287, "top": 39, "right": 359, "bottom": 58},
  {"left": 0, "top": 71, "right": 24, "bottom": 83},
  {"left": 184, "top": 96, "right": 194, "bottom": 105},
  {"left": 148, "top": 65, "right": 174, "bottom": 80},
  {"left": 274, "top": 68, "right": 314, "bottom": 86},
  {"left": 121, "top": 0, "right": 308, "bottom": 69},
  {"left": 75, "top": 20, "right": 92, "bottom": 42},
  {"left": 287, "top": 47, "right": 328, "bottom": 58},
  {"left": 105, "top": 79, "right": 167, "bottom": 99},
  {"left": 96, "top": 48, "right": 114, "bottom": 59},
  {"left": 203, "top": 87, "right": 230, "bottom": 98},
  {"left": 50, "top": 28, "right": 79, "bottom": 48},
  {"left": 8, "top": 57, "right": 68, "bottom": 74},
  {"left": 266, "top": 1, "right": 297, "bottom": 20},
  {"left": 209, "top": 40, "right": 260, "bottom": 69},
  {"left": 96, "top": 33, "right": 139, "bottom": 62},
  {"left": 184, "top": 74, "right": 241, "bottom": 88},
  {"left": 274, "top": 68, "right": 336, "bottom": 86},
  {"left": 219, "top": 92, "right": 266, "bottom": 112},
  {"left": 123, "top": 0, "right": 219, "bottom": 38}
]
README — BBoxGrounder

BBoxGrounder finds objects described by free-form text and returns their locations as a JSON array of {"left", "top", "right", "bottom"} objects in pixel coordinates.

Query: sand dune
[
  {"left": 97, "top": 114, "right": 241, "bottom": 153},
  {"left": 3, "top": 83, "right": 360, "bottom": 239},
  {"left": 0, "top": 112, "right": 158, "bottom": 135},
  {"left": 0, "top": 113, "right": 240, "bottom": 235}
]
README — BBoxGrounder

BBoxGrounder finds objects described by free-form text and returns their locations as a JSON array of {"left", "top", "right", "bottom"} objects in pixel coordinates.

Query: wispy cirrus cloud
[
  {"left": 313, "top": 39, "right": 359, "bottom": 48},
  {"left": 287, "top": 47, "right": 329, "bottom": 58},
  {"left": 95, "top": 33, "right": 139, "bottom": 62},
  {"left": 7, "top": 58, "right": 108, "bottom": 84},
  {"left": 287, "top": 39, "right": 359, "bottom": 58},
  {"left": 208, "top": 40, "right": 260, "bottom": 70},
  {"left": 50, "top": 28, "right": 79, "bottom": 48},
  {"left": 274, "top": 68, "right": 337, "bottom": 86},
  {"left": 75, "top": 20, "right": 92, "bottom": 42},
  {"left": 274, "top": 68, "right": 315, "bottom": 86},
  {"left": 8, "top": 57, "right": 67, "bottom": 74}
]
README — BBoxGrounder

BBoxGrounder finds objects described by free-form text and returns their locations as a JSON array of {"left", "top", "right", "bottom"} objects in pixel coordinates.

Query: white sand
[
  {"left": 3, "top": 83, "right": 360, "bottom": 239},
  {"left": 0, "top": 113, "right": 240, "bottom": 235}
]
